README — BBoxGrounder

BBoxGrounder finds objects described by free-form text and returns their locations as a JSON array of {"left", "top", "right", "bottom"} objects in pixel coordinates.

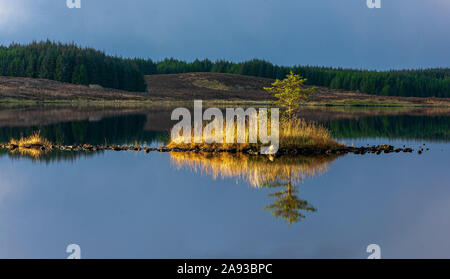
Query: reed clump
[
  {"left": 8, "top": 131, "right": 52, "bottom": 148},
  {"left": 279, "top": 118, "right": 343, "bottom": 150},
  {"left": 7, "top": 131, "right": 52, "bottom": 159},
  {"left": 167, "top": 118, "right": 343, "bottom": 152}
]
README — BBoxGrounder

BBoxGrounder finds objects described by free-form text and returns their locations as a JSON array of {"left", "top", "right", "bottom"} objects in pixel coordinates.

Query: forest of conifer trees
[
  {"left": 0, "top": 42, "right": 448, "bottom": 97},
  {"left": 0, "top": 41, "right": 147, "bottom": 92}
]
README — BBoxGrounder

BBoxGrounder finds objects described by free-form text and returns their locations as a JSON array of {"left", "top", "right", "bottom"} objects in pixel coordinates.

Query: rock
[
  {"left": 379, "top": 144, "right": 394, "bottom": 151},
  {"left": 82, "top": 144, "right": 93, "bottom": 150}
]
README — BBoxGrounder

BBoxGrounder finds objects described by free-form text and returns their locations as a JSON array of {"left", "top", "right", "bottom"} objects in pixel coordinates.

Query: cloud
[
  {"left": 0, "top": 0, "right": 29, "bottom": 31},
  {"left": 0, "top": 0, "right": 448, "bottom": 69}
]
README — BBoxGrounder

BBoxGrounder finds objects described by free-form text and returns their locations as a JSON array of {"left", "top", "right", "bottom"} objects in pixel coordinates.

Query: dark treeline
[
  {"left": 0, "top": 114, "right": 448, "bottom": 149},
  {"left": 0, "top": 41, "right": 146, "bottom": 92},
  {"left": 1, "top": 42, "right": 448, "bottom": 97},
  {"left": 324, "top": 115, "right": 450, "bottom": 141},
  {"left": 0, "top": 115, "right": 169, "bottom": 145},
  {"left": 136, "top": 58, "right": 449, "bottom": 98},
  {"left": 0, "top": 148, "right": 101, "bottom": 163}
]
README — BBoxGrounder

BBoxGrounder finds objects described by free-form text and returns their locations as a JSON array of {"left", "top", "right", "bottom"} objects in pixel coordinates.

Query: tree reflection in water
[
  {"left": 170, "top": 152, "right": 341, "bottom": 225},
  {"left": 0, "top": 148, "right": 102, "bottom": 163},
  {"left": 263, "top": 171, "right": 316, "bottom": 225}
]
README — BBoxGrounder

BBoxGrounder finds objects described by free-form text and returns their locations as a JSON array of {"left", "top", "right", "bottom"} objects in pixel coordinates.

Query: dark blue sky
[{"left": 0, "top": 0, "right": 449, "bottom": 69}]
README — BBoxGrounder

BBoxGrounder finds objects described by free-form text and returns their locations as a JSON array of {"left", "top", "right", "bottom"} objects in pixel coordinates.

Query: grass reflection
[{"left": 170, "top": 152, "right": 341, "bottom": 224}]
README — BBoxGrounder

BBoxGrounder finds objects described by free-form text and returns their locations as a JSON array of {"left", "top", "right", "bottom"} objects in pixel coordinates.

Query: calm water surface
[{"left": 0, "top": 106, "right": 449, "bottom": 258}]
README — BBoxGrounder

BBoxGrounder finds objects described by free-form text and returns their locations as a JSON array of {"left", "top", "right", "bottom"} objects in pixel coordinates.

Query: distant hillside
[
  {"left": 145, "top": 72, "right": 274, "bottom": 100},
  {"left": 0, "top": 76, "right": 146, "bottom": 101},
  {"left": 1, "top": 73, "right": 450, "bottom": 106},
  {"left": 1, "top": 41, "right": 448, "bottom": 98},
  {"left": 138, "top": 58, "right": 450, "bottom": 98},
  {"left": 144, "top": 72, "right": 450, "bottom": 106}
]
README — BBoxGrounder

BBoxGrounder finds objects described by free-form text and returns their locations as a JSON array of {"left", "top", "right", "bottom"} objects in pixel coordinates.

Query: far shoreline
[
  {"left": 0, "top": 73, "right": 449, "bottom": 108},
  {"left": 1, "top": 98, "right": 449, "bottom": 108}
]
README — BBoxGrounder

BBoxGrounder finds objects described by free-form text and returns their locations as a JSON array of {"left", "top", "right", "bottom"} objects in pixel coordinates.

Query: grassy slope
[{"left": 0, "top": 73, "right": 449, "bottom": 106}]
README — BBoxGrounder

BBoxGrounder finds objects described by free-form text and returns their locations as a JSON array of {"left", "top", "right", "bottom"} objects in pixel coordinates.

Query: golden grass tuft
[
  {"left": 9, "top": 131, "right": 51, "bottom": 147},
  {"left": 8, "top": 131, "right": 52, "bottom": 159},
  {"left": 279, "top": 118, "right": 343, "bottom": 150},
  {"left": 167, "top": 118, "right": 343, "bottom": 151}
]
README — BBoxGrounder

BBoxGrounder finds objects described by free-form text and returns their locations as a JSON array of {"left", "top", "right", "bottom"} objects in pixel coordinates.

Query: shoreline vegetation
[
  {"left": 0, "top": 97, "right": 449, "bottom": 107},
  {"left": 1, "top": 98, "right": 449, "bottom": 108},
  {"left": 0, "top": 132, "right": 418, "bottom": 160},
  {"left": 0, "top": 98, "right": 450, "bottom": 108}
]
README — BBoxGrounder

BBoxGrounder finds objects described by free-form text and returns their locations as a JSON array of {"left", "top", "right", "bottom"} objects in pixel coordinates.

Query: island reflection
[
  {"left": 170, "top": 152, "right": 341, "bottom": 224},
  {"left": 0, "top": 148, "right": 103, "bottom": 163}
]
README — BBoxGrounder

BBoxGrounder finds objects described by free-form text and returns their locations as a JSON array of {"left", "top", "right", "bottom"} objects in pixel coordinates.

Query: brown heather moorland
[{"left": 0, "top": 72, "right": 449, "bottom": 106}]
